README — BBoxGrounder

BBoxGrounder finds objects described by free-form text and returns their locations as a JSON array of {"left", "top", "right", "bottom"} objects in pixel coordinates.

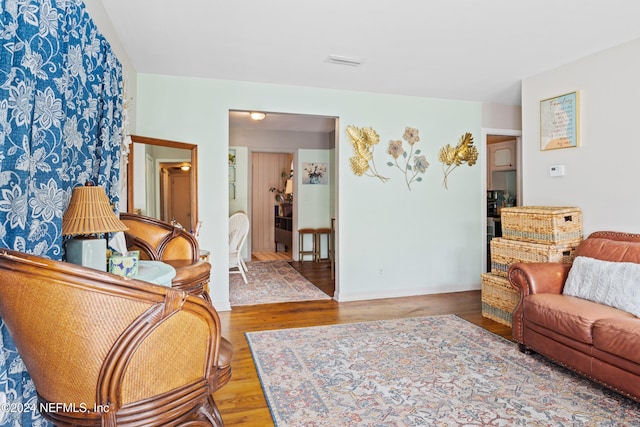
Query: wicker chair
[
  {"left": 119, "top": 213, "right": 212, "bottom": 302},
  {"left": 0, "top": 249, "right": 233, "bottom": 426}
]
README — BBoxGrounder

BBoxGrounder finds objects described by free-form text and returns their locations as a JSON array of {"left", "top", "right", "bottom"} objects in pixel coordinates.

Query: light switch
[{"left": 549, "top": 165, "right": 565, "bottom": 177}]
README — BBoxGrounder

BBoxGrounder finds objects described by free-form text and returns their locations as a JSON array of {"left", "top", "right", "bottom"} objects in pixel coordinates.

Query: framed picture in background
[
  {"left": 302, "top": 162, "right": 328, "bottom": 185},
  {"left": 540, "top": 91, "right": 579, "bottom": 151}
]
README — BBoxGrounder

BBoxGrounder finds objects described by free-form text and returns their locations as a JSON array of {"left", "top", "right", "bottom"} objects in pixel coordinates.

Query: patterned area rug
[
  {"left": 230, "top": 260, "right": 330, "bottom": 306},
  {"left": 247, "top": 315, "right": 640, "bottom": 426}
]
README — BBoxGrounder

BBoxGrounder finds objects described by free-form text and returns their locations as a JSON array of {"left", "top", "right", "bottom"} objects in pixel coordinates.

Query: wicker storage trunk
[
  {"left": 490, "top": 237, "right": 578, "bottom": 277},
  {"left": 501, "top": 206, "right": 582, "bottom": 245},
  {"left": 481, "top": 273, "right": 519, "bottom": 327}
]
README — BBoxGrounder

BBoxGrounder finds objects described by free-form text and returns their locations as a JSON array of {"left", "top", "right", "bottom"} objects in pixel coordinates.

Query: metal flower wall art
[
  {"left": 386, "top": 127, "right": 429, "bottom": 190},
  {"left": 347, "top": 125, "right": 430, "bottom": 190},
  {"left": 347, "top": 126, "right": 476, "bottom": 190},
  {"left": 346, "top": 125, "right": 389, "bottom": 183},
  {"left": 438, "top": 132, "right": 478, "bottom": 189}
]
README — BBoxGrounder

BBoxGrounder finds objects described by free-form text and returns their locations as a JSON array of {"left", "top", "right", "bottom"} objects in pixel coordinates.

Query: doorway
[
  {"left": 484, "top": 129, "right": 522, "bottom": 273},
  {"left": 251, "top": 152, "right": 293, "bottom": 256},
  {"left": 159, "top": 162, "right": 192, "bottom": 229},
  {"left": 228, "top": 110, "right": 338, "bottom": 297}
]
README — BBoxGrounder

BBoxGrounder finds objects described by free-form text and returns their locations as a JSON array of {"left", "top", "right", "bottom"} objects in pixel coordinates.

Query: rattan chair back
[
  {"left": 0, "top": 249, "right": 229, "bottom": 426},
  {"left": 120, "top": 213, "right": 212, "bottom": 301},
  {"left": 120, "top": 213, "right": 199, "bottom": 261}
]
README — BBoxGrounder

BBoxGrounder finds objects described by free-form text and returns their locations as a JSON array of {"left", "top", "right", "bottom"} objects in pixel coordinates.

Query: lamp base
[{"left": 65, "top": 238, "right": 106, "bottom": 271}]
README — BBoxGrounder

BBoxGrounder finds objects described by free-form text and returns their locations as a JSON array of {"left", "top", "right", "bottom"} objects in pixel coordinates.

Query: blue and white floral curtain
[
  {"left": 0, "top": 0, "right": 123, "bottom": 257},
  {"left": 0, "top": 1, "right": 123, "bottom": 425}
]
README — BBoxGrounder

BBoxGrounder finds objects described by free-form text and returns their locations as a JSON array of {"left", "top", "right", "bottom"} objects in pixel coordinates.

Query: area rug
[
  {"left": 230, "top": 260, "right": 330, "bottom": 306},
  {"left": 246, "top": 315, "right": 640, "bottom": 426}
]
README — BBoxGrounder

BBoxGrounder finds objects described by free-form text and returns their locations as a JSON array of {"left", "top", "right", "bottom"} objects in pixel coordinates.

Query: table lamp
[
  {"left": 285, "top": 179, "right": 293, "bottom": 200},
  {"left": 62, "top": 183, "right": 128, "bottom": 271}
]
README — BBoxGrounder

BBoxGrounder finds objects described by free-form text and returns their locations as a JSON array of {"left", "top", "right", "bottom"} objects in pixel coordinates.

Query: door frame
[
  {"left": 481, "top": 128, "right": 522, "bottom": 274},
  {"left": 247, "top": 148, "right": 298, "bottom": 258},
  {"left": 228, "top": 110, "right": 339, "bottom": 301},
  {"left": 158, "top": 161, "right": 192, "bottom": 229}
]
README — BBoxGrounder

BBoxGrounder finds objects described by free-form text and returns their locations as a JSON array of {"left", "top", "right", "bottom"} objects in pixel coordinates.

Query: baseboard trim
[
  {"left": 212, "top": 300, "right": 232, "bottom": 312},
  {"left": 334, "top": 284, "right": 480, "bottom": 303}
]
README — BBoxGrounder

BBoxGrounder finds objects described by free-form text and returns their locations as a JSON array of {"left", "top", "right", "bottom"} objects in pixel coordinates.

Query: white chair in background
[{"left": 229, "top": 211, "right": 250, "bottom": 283}]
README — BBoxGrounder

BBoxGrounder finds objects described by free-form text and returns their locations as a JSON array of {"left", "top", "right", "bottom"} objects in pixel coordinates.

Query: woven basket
[
  {"left": 501, "top": 206, "right": 583, "bottom": 245},
  {"left": 481, "top": 273, "right": 519, "bottom": 327},
  {"left": 490, "top": 238, "right": 578, "bottom": 277}
]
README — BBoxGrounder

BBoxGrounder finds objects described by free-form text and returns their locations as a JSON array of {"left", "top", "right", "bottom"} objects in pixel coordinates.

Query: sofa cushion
[
  {"left": 563, "top": 256, "right": 640, "bottom": 317},
  {"left": 593, "top": 317, "right": 640, "bottom": 365},
  {"left": 524, "top": 293, "right": 630, "bottom": 344}
]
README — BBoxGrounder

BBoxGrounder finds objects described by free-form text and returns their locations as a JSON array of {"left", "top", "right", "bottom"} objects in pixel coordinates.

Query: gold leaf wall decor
[
  {"left": 346, "top": 125, "right": 389, "bottom": 182},
  {"left": 438, "top": 132, "right": 478, "bottom": 189}
]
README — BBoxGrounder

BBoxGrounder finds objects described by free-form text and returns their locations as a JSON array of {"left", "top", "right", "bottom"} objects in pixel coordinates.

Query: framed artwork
[
  {"left": 540, "top": 91, "right": 579, "bottom": 151},
  {"left": 302, "top": 162, "right": 328, "bottom": 185}
]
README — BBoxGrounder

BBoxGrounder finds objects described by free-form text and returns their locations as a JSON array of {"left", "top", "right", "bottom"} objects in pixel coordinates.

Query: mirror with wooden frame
[{"left": 127, "top": 135, "right": 198, "bottom": 232}]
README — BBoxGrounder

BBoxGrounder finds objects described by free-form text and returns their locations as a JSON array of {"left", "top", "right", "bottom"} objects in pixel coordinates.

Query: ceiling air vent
[{"left": 327, "top": 55, "right": 363, "bottom": 67}]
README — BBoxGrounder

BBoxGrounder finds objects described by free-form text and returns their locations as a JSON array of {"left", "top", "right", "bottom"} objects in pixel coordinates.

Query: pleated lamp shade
[{"left": 62, "top": 184, "right": 128, "bottom": 236}]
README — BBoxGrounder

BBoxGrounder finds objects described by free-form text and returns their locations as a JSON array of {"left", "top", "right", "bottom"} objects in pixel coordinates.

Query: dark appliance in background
[
  {"left": 487, "top": 190, "right": 503, "bottom": 216},
  {"left": 487, "top": 190, "right": 503, "bottom": 271}
]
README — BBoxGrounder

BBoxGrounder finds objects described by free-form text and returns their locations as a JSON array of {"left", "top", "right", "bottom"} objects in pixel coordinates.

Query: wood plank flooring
[
  {"left": 213, "top": 254, "right": 512, "bottom": 426},
  {"left": 251, "top": 251, "right": 293, "bottom": 262}
]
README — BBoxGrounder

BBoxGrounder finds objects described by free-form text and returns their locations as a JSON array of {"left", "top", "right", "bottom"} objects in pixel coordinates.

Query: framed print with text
[{"left": 540, "top": 91, "right": 579, "bottom": 151}]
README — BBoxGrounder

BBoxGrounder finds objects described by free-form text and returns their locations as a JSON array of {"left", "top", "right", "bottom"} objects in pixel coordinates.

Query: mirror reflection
[{"left": 127, "top": 135, "right": 199, "bottom": 232}]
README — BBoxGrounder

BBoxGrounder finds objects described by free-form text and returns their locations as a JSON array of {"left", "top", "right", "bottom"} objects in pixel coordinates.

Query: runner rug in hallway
[
  {"left": 246, "top": 314, "right": 640, "bottom": 426},
  {"left": 230, "top": 260, "right": 330, "bottom": 306}
]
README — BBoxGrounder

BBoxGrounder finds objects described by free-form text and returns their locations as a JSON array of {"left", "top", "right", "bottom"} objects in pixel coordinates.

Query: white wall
[
  {"left": 521, "top": 38, "right": 640, "bottom": 235},
  {"left": 135, "top": 75, "right": 483, "bottom": 310},
  {"left": 230, "top": 128, "right": 332, "bottom": 150},
  {"left": 132, "top": 143, "right": 147, "bottom": 212},
  {"left": 297, "top": 149, "right": 334, "bottom": 259},
  {"left": 228, "top": 146, "right": 248, "bottom": 260},
  {"left": 228, "top": 147, "right": 249, "bottom": 217},
  {"left": 482, "top": 103, "right": 522, "bottom": 130}
]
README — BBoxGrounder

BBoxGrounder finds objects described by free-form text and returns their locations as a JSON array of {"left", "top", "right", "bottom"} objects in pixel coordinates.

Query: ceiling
[{"left": 102, "top": 1, "right": 640, "bottom": 110}]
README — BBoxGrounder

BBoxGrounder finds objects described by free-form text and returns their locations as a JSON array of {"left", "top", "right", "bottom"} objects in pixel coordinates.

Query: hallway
[{"left": 251, "top": 251, "right": 335, "bottom": 297}]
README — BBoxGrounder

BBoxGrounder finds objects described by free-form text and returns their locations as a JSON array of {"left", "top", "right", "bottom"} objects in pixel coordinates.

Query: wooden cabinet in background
[
  {"left": 274, "top": 216, "right": 292, "bottom": 252},
  {"left": 487, "top": 140, "right": 516, "bottom": 189},
  {"left": 489, "top": 140, "right": 516, "bottom": 171}
]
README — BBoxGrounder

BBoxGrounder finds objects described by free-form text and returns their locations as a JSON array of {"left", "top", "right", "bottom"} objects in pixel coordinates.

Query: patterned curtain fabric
[{"left": 0, "top": 1, "right": 123, "bottom": 425}]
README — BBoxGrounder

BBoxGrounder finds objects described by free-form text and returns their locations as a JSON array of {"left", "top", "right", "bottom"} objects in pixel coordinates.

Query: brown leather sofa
[
  {"left": 120, "top": 213, "right": 212, "bottom": 302},
  {"left": 509, "top": 231, "right": 640, "bottom": 403},
  {"left": 0, "top": 248, "right": 233, "bottom": 426}
]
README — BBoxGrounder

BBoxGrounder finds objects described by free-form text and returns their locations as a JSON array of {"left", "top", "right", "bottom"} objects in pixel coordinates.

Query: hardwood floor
[
  {"left": 251, "top": 251, "right": 293, "bottom": 262},
  {"left": 214, "top": 254, "right": 512, "bottom": 426},
  {"left": 253, "top": 251, "right": 335, "bottom": 296}
]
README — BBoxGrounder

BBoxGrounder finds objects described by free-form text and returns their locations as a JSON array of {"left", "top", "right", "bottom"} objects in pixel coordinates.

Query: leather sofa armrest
[
  {"left": 508, "top": 262, "right": 571, "bottom": 296},
  {"left": 508, "top": 262, "right": 572, "bottom": 343}
]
